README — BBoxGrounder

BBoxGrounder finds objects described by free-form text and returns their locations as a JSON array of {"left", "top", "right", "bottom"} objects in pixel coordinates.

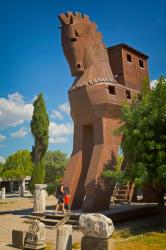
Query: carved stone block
[
  {"left": 12, "top": 230, "right": 26, "bottom": 249},
  {"left": 79, "top": 213, "right": 114, "bottom": 239},
  {"left": 24, "top": 220, "right": 46, "bottom": 250},
  {"left": 81, "top": 237, "right": 114, "bottom": 250}
]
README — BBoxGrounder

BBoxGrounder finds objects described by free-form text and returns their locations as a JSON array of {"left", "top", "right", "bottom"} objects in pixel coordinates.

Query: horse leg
[
  {"left": 82, "top": 117, "right": 122, "bottom": 211},
  {"left": 63, "top": 124, "right": 83, "bottom": 209}
]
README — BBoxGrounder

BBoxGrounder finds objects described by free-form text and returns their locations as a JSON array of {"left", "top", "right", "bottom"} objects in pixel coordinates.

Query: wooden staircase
[{"left": 111, "top": 182, "right": 135, "bottom": 204}]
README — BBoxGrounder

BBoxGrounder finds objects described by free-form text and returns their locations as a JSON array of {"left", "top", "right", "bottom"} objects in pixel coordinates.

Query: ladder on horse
[{"left": 111, "top": 182, "right": 135, "bottom": 204}]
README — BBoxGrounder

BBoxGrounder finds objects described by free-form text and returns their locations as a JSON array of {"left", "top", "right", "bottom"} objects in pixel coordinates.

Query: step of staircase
[
  {"left": 114, "top": 198, "right": 128, "bottom": 202},
  {"left": 40, "top": 218, "right": 79, "bottom": 226},
  {"left": 115, "top": 194, "right": 128, "bottom": 197},
  {"left": 45, "top": 213, "right": 80, "bottom": 221},
  {"left": 115, "top": 189, "right": 129, "bottom": 192},
  {"left": 45, "top": 213, "right": 65, "bottom": 219},
  {"left": 112, "top": 182, "right": 135, "bottom": 205},
  {"left": 28, "top": 215, "right": 44, "bottom": 220}
]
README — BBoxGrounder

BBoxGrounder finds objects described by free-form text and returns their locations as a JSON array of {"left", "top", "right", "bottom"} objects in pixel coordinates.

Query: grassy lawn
[
  {"left": 0, "top": 201, "right": 15, "bottom": 204},
  {"left": 112, "top": 211, "right": 166, "bottom": 250},
  {"left": 47, "top": 232, "right": 166, "bottom": 250},
  {"left": 114, "top": 232, "right": 166, "bottom": 250}
]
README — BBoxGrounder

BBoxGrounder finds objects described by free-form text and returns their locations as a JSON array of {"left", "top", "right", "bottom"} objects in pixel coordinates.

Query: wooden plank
[{"left": 51, "top": 213, "right": 70, "bottom": 230}]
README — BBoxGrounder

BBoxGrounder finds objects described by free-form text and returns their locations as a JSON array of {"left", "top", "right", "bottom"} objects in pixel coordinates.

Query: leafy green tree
[
  {"left": 31, "top": 93, "right": 49, "bottom": 164},
  {"left": 44, "top": 151, "right": 68, "bottom": 195},
  {"left": 0, "top": 162, "right": 5, "bottom": 176},
  {"left": 102, "top": 155, "right": 125, "bottom": 183},
  {"left": 1, "top": 150, "right": 32, "bottom": 180},
  {"left": 30, "top": 93, "right": 49, "bottom": 192},
  {"left": 118, "top": 77, "right": 166, "bottom": 207}
]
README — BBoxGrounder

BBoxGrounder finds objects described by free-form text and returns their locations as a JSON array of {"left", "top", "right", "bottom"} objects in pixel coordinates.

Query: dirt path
[{"left": 0, "top": 195, "right": 82, "bottom": 248}]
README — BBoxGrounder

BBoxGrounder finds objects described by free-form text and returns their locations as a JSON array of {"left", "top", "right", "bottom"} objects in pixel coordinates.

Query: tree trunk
[
  {"left": 9, "top": 180, "right": 14, "bottom": 193},
  {"left": 155, "top": 188, "right": 165, "bottom": 214},
  {"left": 19, "top": 180, "right": 25, "bottom": 197}
]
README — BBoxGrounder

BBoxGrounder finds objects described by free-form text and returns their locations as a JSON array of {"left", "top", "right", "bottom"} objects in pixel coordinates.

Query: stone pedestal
[
  {"left": 1, "top": 187, "right": 5, "bottom": 199},
  {"left": 24, "top": 220, "right": 46, "bottom": 250},
  {"left": 33, "top": 184, "right": 47, "bottom": 213},
  {"left": 55, "top": 225, "right": 72, "bottom": 250},
  {"left": 79, "top": 213, "right": 114, "bottom": 250},
  {"left": 12, "top": 230, "right": 26, "bottom": 249},
  {"left": 81, "top": 237, "right": 114, "bottom": 250}
]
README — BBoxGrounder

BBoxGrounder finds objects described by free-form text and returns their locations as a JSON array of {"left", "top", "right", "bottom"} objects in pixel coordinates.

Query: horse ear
[
  {"left": 70, "top": 16, "right": 74, "bottom": 24},
  {"left": 58, "top": 14, "right": 67, "bottom": 26}
]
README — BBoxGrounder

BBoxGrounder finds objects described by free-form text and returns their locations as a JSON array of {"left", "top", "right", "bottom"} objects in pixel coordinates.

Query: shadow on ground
[
  {"left": 0, "top": 208, "right": 33, "bottom": 216},
  {"left": 114, "top": 211, "right": 166, "bottom": 238}
]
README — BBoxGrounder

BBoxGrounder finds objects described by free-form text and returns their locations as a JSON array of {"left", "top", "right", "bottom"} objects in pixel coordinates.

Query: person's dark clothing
[{"left": 55, "top": 185, "right": 64, "bottom": 204}]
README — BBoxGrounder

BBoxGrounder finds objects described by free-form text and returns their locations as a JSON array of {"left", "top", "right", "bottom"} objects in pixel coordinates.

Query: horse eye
[{"left": 75, "top": 30, "right": 79, "bottom": 37}]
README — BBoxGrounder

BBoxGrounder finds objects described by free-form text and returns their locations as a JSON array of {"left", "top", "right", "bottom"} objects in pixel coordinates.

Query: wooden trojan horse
[{"left": 58, "top": 12, "right": 149, "bottom": 211}]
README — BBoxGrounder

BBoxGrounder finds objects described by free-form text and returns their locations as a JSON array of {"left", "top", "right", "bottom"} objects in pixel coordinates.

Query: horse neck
[
  {"left": 73, "top": 43, "right": 114, "bottom": 86},
  {"left": 87, "top": 38, "right": 113, "bottom": 74}
]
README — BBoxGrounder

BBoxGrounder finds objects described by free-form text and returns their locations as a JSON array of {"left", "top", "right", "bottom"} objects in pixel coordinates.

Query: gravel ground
[{"left": 0, "top": 194, "right": 82, "bottom": 249}]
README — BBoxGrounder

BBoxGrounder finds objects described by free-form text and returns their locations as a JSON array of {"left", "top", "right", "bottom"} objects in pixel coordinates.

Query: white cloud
[
  {"left": 49, "top": 136, "right": 68, "bottom": 144},
  {"left": 49, "top": 121, "right": 73, "bottom": 144},
  {"left": 0, "top": 156, "right": 5, "bottom": 164},
  {"left": 150, "top": 79, "right": 158, "bottom": 88},
  {"left": 58, "top": 102, "right": 70, "bottom": 115},
  {"left": 51, "top": 110, "right": 64, "bottom": 120},
  {"left": 8, "top": 92, "right": 24, "bottom": 103},
  {"left": 0, "top": 134, "right": 6, "bottom": 142},
  {"left": 49, "top": 122, "right": 73, "bottom": 137},
  {"left": 0, "top": 92, "right": 33, "bottom": 128},
  {"left": 31, "top": 95, "right": 38, "bottom": 102},
  {"left": 10, "top": 127, "right": 28, "bottom": 138}
]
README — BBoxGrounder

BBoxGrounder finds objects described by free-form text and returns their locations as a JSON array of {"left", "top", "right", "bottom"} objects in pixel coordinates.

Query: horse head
[{"left": 59, "top": 12, "right": 114, "bottom": 83}]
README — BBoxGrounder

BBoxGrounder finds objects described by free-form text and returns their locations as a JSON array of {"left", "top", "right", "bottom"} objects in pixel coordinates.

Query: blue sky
[{"left": 0, "top": 0, "right": 165, "bottom": 162}]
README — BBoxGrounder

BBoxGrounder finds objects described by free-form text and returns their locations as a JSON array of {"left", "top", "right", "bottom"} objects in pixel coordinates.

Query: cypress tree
[{"left": 30, "top": 93, "right": 49, "bottom": 192}]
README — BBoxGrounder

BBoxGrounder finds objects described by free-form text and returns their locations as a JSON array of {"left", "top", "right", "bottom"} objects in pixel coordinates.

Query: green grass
[
  {"left": 44, "top": 232, "right": 166, "bottom": 250},
  {"left": 45, "top": 242, "right": 54, "bottom": 250},
  {"left": 114, "top": 232, "right": 166, "bottom": 250},
  {"left": 72, "top": 242, "right": 81, "bottom": 249},
  {"left": 45, "top": 241, "right": 81, "bottom": 250},
  {"left": 0, "top": 201, "right": 15, "bottom": 204},
  {"left": 113, "top": 228, "right": 132, "bottom": 239}
]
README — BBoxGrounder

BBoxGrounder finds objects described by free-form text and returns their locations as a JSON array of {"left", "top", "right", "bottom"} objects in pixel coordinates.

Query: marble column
[
  {"left": 55, "top": 225, "right": 72, "bottom": 250},
  {"left": 1, "top": 187, "right": 6, "bottom": 199},
  {"left": 33, "top": 184, "right": 47, "bottom": 213}
]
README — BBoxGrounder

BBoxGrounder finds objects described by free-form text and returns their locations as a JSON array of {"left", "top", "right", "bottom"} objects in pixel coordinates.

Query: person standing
[
  {"left": 64, "top": 192, "right": 71, "bottom": 212},
  {"left": 55, "top": 184, "right": 65, "bottom": 213}
]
